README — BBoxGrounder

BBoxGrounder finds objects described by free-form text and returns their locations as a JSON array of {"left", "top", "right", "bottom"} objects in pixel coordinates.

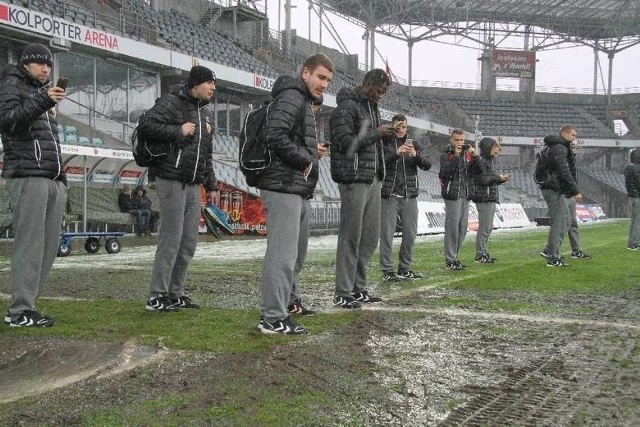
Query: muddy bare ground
[{"left": 0, "top": 233, "right": 639, "bottom": 425}]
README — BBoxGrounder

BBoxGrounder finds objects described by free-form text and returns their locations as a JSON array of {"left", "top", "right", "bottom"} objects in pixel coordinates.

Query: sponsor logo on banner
[
  {"left": 492, "top": 49, "right": 536, "bottom": 79},
  {"left": 254, "top": 75, "right": 275, "bottom": 92},
  {"left": 0, "top": 2, "right": 120, "bottom": 51}
]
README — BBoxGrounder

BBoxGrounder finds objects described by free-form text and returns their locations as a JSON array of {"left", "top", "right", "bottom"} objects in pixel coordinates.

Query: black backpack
[
  {"left": 534, "top": 146, "right": 550, "bottom": 185},
  {"left": 239, "top": 101, "right": 272, "bottom": 186},
  {"left": 131, "top": 111, "right": 172, "bottom": 167}
]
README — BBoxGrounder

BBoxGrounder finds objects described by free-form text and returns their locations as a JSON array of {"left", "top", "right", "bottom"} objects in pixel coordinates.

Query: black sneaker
[
  {"left": 146, "top": 295, "right": 179, "bottom": 312},
  {"left": 170, "top": 296, "right": 199, "bottom": 309},
  {"left": 288, "top": 299, "right": 316, "bottom": 316},
  {"left": 397, "top": 270, "right": 424, "bottom": 279},
  {"left": 628, "top": 245, "right": 640, "bottom": 251},
  {"left": 547, "top": 258, "right": 570, "bottom": 267},
  {"left": 570, "top": 251, "right": 592, "bottom": 259},
  {"left": 475, "top": 255, "right": 496, "bottom": 264},
  {"left": 261, "top": 316, "right": 306, "bottom": 335},
  {"left": 9, "top": 310, "right": 54, "bottom": 328},
  {"left": 333, "top": 295, "right": 361, "bottom": 309},
  {"left": 353, "top": 291, "right": 382, "bottom": 303},
  {"left": 383, "top": 272, "right": 407, "bottom": 281},
  {"left": 540, "top": 248, "right": 549, "bottom": 259},
  {"left": 446, "top": 261, "right": 464, "bottom": 270}
]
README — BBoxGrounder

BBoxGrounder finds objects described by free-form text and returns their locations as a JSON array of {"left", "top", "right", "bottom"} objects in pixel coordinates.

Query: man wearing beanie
[
  {"left": 0, "top": 43, "right": 68, "bottom": 327},
  {"left": 138, "top": 65, "right": 219, "bottom": 312}
]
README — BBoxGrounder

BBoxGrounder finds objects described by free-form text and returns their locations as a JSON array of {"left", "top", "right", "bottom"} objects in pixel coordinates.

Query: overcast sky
[{"left": 266, "top": 1, "right": 639, "bottom": 93}]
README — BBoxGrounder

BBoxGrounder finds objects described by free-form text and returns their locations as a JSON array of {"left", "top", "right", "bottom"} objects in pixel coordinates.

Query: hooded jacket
[
  {"left": 438, "top": 145, "right": 475, "bottom": 201},
  {"left": 539, "top": 135, "right": 579, "bottom": 197},
  {"left": 0, "top": 64, "right": 65, "bottom": 183},
  {"left": 257, "top": 75, "right": 318, "bottom": 197},
  {"left": 329, "top": 87, "right": 385, "bottom": 184},
  {"left": 624, "top": 148, "right": 640, "bottom": 198},
  {"left": 470, "top": 138, "right": 505, "bottom": 203},
  {"left": 138, "top": 85, "right": 217, "bottom": 190},
  {"left": 381, "top": 134, "right": 431, "bottom": 199},
  {"left": 130, "top": 186, "right": 152, "bottom": 211}
]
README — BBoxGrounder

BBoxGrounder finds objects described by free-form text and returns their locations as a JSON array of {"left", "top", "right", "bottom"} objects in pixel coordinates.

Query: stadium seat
[{"left": 78, "top": 136, "right": 90, "bottom": 145}]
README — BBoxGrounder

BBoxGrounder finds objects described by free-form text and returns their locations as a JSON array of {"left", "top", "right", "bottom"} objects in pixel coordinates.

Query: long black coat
[
  {"left": 0, "top": 64, "right": 65, "bottom": 183},
  {"left": 138, "top": 86, "right": 217, "bottom": 190},
  {"left": 381, "top": 134, "right": 431, "bottom": 199},
  {"left": 258, "top": 75, "right": 318, "bottom": 198},
  {"left": 329, "top": 87, "right": 385, "bottom": 184}
]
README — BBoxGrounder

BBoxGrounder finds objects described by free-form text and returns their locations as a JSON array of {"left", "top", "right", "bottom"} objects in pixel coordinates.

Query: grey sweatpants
[
  {"left": 259, "top": 190, "right": 310, "bottom": 323},
  {"left": 443, "top": 198, "right": 469, "bottom": 263},
  {"left": 542, "top": 189, "right": 569, "bottom": 260},
  {"left": 335, "top": 178, "right": 381, "bottom": 297},
  {"left": 7, "top": 177, "right": 66, "bottom": 319},
  {"left": 475, "top": 202, "right": 496, "bottom": 258},
  {"left": 148, "top": 177, "right": 201, "bottom": 299},
  {"left": 629, "top": 197, "right": 640, "bottom": 247},
  {"left": 566, "top": 197, "right": 581, "bottom": 252},
  {"left": 379, "top": 196, "right": 418, "bottom": 274}
]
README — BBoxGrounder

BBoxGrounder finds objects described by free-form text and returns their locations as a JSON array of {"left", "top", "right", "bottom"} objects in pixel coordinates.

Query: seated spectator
[
  {"left": 118, "top": 184, "right": 132, "bottom": 213},
  {"left": 130, "top": 185, "right": 152, "bottom": 236}
]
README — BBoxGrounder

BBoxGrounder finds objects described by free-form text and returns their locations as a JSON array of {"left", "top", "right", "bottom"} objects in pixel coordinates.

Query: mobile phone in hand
[{"left": 56, "top": 77, "right": 69, "bottom": 90}]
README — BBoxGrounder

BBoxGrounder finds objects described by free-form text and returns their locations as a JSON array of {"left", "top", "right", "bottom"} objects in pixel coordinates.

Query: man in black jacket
[
  {"left": 439, "top": 129, "right": 477, "bottom": 270},
  {"left": 624, "top": 148, "right": 640, "bottom": 250},
  {"left": 258, "top": 54, "right": 333, "bottom": 335},
  {"left": 538, "top": 125, "right": 583, "bottom": 267},
  {"left": 470, "top": 137, "right": 509, "bottom": 263},
  {"left": 330, "top": 69, "right": 395, "bottom": 309},
  {"left": 139, "top": 65, "right": 219, "bottom": 311},
  {"left": 380, "top": 114, "right": 431, "bottom": 281},
  {"left": 0, "top": 43, "right": 67, "bottom": 327}
]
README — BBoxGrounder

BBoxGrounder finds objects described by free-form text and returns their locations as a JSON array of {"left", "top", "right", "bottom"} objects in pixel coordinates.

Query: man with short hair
[
  {"left": 330, "top": 68, "right": 395, "bottom": 308},
  {"left": 257, "top": 53, "right": 334, "bottom": 335},
  {"left": 439, "top": 129, "right": 477, "bottom": 270},
  {"left": 538, "top": 125, "right": 583, "bottom": 267},
  {"left": 139, "top": 65, "right": 219, "bottom": 311},
  {"left": 0, "top": 43, "right": 68, "bottom": 327},
  {"left": 380, "top": 114, "right": 431, "bottom": 281}
]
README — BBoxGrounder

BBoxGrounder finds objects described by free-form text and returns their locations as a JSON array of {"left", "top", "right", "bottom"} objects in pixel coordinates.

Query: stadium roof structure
[{"left": 317, "top": 0, "right": 640, "bottom": 53}]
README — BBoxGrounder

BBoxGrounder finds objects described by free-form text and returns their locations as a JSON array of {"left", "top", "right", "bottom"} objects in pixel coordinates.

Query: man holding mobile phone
[
  {"left": 380, "top": 114, "right": 431, "bottom": 281},
  {"left": 0, "top": 43, "right": 67, "bottom": 327}
]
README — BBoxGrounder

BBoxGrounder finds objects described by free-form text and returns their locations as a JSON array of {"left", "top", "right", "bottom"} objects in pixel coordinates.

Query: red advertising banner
[
  {"left": 492, "top": 50, "right": 536, "bottom": 79},
  {"left": 200, "top": 182, "right": 266, "bottom": 235}
]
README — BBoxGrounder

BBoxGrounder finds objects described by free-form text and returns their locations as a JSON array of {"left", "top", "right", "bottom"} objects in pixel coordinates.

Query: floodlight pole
[
  {"left": 408, "top": 40, "right": 414, "bottom": 96},
  {"left": 592, "top": 45, "right": 599, "bottom": 95},
  {"left": 607, "top": 52, "right": 614, "bottom": 104}
]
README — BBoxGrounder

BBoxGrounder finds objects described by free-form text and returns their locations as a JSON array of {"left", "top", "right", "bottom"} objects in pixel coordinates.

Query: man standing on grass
[
  {"left": 439, "top": 129, "right": 477, "bottom": 270},
  {"left": 379, "top": 114, "right": 431, "bottom": 281},
  {"left": 538, "top": 125, "right": 582, "bottom": 267},
  {"left": 139, "top": 65, "right": 219, "bottom": 312},
  {"left": 257, "top": 54, "right": 334, "bottom": 335},
  {"left": 624, "top": 148, "right": 640, "bottom": 250},
  {"left": 0, "top": 43, "right": 68, "bottom": 327},
  {"left": 330, "top": 69, "right": 395, "bottom": 309}
]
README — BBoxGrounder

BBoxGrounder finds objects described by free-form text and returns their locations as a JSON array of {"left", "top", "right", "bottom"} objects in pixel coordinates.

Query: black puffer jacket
[
  {"left": 470, "top": 138, "right": 505, "bottom": 203},
  {"left": 329, "top": 87, "right": 385, "bottom": 184},
  {"left": 438, "top": 146, "right": 475, "bottom": 200},
  {"left": 130, "top": 186, "right": 152, "bottom": 210},
  {"left": 381, "top": 135, "right": 431, "bottom": 199},
  {"left": 0, "top": 64, "right": 65, "bottom": 183},
  {"left": 624, "top": 148, "right": 640, "bottom": 198},
  {"left": 539, "top": 135, "right": 579, "bottom": 197},
  {"left": 138, "top": 85, "right": 217, "bottom": 190},
  {"left": 258, "top": 75, "right": 318, "bottom": 197}
]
